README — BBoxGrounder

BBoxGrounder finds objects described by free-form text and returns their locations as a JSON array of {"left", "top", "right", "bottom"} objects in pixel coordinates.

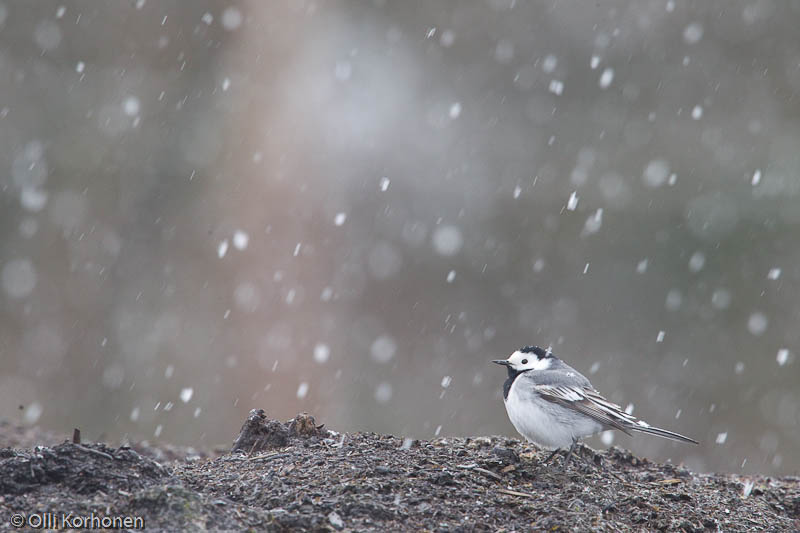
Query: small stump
[{"left": 231, "top": 409, "right": 326, "bottom": 454}]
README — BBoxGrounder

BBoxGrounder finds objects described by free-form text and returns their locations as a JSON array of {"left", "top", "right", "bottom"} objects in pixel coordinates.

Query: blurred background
[{"left": 1, "top": 0, "right": 799, "bottom": 476}]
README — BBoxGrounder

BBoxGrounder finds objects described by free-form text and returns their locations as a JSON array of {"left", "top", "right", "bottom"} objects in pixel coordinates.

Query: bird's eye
[{"left": 521, "top": 359, "right": 528, "bottom": 364}]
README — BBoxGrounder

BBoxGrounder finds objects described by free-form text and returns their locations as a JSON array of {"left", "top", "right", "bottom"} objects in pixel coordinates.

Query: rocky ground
[{"left": 0, "top": 410, "right": 798, "bottom": 532}]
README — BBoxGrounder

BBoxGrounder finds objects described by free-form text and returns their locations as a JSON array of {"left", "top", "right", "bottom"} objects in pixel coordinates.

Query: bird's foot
[
  {"left": 542, "top": 448, "right": 563, "bottom": 465},
  {"left": 539, "top": 443, "right": 604, "bottom": 474}
]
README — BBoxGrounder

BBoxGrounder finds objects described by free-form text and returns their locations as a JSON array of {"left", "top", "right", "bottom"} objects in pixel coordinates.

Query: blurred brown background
[{"left": 1, "top": 0, "right": 799, "bottom": 475}]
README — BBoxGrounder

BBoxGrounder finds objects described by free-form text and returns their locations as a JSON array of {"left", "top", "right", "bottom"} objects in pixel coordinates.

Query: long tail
[{"left": 629, "top": 423, "right": 698, "bottom": 444}]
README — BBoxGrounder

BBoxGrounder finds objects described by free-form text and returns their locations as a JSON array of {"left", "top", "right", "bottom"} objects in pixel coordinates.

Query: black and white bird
[{"left": 493, "top": 345, "right": 697, "bottom": 467}]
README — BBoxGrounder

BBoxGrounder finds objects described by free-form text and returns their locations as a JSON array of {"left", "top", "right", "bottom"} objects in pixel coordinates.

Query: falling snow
[
  {"left": 2, "top": 258, "right": 37, "bottom": 298},
  {"left": 313, "top": 343, "right": 331, "bottom": 364},
  {"left": 665, "top": 289, "right": 683, "bottom": 311},
  {"left": 688, "top": 251, "right": 705, "bottom": 272},
  {"left": 374, "top": 382, "right": 393, "bottom": 403},
  {"left": 23, "top": 402, "right": 43, "bottom": 424},
  {"left": 123, "top": 96, "right": 140, "bottom": 117},
  {"left": 542, "top": 54, "right": 557, "bottom": 73},
  {"left": 296, "top": 382, "right": 309, "bottom": 400},
  {"left": 370, "top": 335, "right": 397, "bottom": 364},
  {"left": 642, "top": 159, "right": 670, "bottom": 188},
  {"left": 217, "top": 240, "right": 229, "bottom": 258},
  {"left": 431, "top": 225, "right": 463, "bottom": 256},
  {"left": 180, "top": 387, "right": 194, "bottom": 403},
  {"left": 566, "top": 191, "right": 579, "bottom": 211},
  {"left": 34, "top": 20, "right": 62, "bottom": 51},
  {"left": 221, "top": 7, "right": 243, "bottom": 30},
  {"left": 232, "top": 230, "right": 249, "bottom": 250},
  {"left": 548, "top": 79, "right": 564, "bottom": 96},
  {"left": 747, "top": 312, "right": 768, "bottom": 336},
  {"left": 683, "top": 23, "right": 704, "bottom": 44},
  {"left": 581, "top": 208, "right": 603, "bottom": 236},
  {"left": 0, "top": 2, "right": 795, "bottom": 481},
  {"left": 598, "top": 68, "right": 614, "bottom": 89},
  {"left": 711, "top": 289, "right": 732, "bottom": 310}
]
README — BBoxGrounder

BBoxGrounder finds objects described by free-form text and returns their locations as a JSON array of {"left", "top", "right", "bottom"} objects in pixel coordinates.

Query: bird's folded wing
[{"left": 535, "top": 385, "right": 636, "bottom": 435}]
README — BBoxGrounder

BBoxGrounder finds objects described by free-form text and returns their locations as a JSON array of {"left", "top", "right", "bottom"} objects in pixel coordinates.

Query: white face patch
[{"left": 505, "top": 350, "right": 552, "bottom": 371}]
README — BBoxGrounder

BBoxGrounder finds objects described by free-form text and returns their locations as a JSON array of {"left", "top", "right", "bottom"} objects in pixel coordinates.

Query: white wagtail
[{"left": 493, "top": 345, "right": 697, "bottom": 468}]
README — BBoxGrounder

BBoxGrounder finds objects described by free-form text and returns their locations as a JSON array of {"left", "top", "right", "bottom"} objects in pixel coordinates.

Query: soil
[{"left": 1, "top": 410, "right": 798, "bottom": 532}]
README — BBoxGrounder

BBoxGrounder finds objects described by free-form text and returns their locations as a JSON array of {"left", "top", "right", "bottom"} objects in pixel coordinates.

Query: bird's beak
[{"left": 492, "top": 359, "right": 511, "bottom": 367}]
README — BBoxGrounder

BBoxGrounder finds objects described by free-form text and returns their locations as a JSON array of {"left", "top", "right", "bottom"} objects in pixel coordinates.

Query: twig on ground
[
  {"left": 497, "top": 488, "right": 537, "bottom": 498},
  {"left": 473, "top": 467, "right": 503, "bottom": 481},
  {"left": 247, "top": 452, "right": 291, "bottom": 463},
  {"left": 247, "top": 438, "right": 263, "bottom": 456},
  {"left": 74, "top": 444, "right": 114, "bottom": 461},
  {"left": 655, "top": 478, "right": 683, "bottom": 485},
  {"left": 456, "top": 462, "right": 503, "bottom": 482}
]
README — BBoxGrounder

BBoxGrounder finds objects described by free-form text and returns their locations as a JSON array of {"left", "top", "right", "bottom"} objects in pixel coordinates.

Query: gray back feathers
[{"left": 520, "top": 359, "right": 593, "bottom": 389}]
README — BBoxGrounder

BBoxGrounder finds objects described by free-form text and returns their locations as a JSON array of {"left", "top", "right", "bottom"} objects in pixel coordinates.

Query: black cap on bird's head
[
  {"left": 519, "top": 345, "right": 554, "bottom": 359},
  {"left": 492, "top": 345, "right": 555, "bottom": 374}
]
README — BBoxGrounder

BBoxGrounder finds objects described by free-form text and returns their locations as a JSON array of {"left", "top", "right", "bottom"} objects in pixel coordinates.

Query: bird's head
[{"left": 492, "top": 345, "right": 555, "bottom": 374}]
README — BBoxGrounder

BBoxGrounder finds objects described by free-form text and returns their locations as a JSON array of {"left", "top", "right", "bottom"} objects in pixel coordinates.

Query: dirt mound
[
  {"left": 1, "top": 411, "right": 798, "bottom": 531},
  {"left": 0, "top": 442, "right": 168, "bottom": 495}
]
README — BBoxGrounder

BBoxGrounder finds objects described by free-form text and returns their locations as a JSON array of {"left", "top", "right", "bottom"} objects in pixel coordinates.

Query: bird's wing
[
  {"left": 534, "top": 385, "right": 635, "bottom": 435},
  {"left": 535, "top": 384, "right": 699, "bottom": 444}
]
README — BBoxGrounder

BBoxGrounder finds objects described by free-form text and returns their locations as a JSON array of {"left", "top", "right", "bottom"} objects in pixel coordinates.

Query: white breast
[{"left": 504, "top": 377, "right": 602, "bottom": 449}]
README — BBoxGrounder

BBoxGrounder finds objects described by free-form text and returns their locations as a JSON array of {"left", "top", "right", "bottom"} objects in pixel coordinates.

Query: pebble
[{"left": 328, "top": 511, "right": 344, "bottom": 530}]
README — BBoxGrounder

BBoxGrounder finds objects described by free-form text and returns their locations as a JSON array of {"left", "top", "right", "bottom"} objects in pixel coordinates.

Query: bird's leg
[
  {"left": 542, "top": 448, "right": 562, "bottom": 464},
  {"left": 564, "top": 442, "right": 621, "bottom": 478},
  {"left": 561, "top": 438, "right": 580, "bottom": 471}
]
